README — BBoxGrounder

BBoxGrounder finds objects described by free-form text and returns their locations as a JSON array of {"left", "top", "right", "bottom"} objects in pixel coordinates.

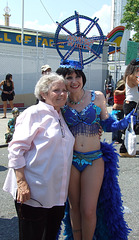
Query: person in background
[
  {"left": 41, "top": 64, "right": 52, "bottom": 75},
  {"left": 56, "top": 60, "right": 136, "bottom": 240},
  {"left": 36, "top": 64, "right": 52, "bottom": 104},
  {"left": 119, "top": 58, "right": 139, "bottom": 157},
  {"left": 5, "top": 107, "right": 20, "bottom": 143},
  {"left": 105, "top": 75, "right": 114, "bottom": 106},
  {"left": 112, "top": 78, "right": 125, "bottom": 144},
  {"left": 0, "top": 73, "right": 14, "bottom": 118},
  {"left": 3, "top": 73, "right": 75, "bottom": 240}
]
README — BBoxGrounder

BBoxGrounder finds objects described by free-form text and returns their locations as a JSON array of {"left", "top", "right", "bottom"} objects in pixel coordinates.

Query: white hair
[{"left": 34, "top": 72, "right": 65, "bottom": 101}]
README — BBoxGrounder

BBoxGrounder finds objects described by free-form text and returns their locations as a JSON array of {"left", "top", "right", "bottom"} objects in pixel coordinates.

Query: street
[{"left": 0, "top": 133, "right": 139, "bottom": 239}]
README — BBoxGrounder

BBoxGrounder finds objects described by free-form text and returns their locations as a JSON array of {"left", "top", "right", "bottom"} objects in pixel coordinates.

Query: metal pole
[
  {"left": 36, "top": 31, "right": 39, "bottom": 82},
  {"left": 43, "top": 44, "right": 45, "bottom": 64},
  {"left": 21, "top": 0, "right": 24, "bottom": 90},
  {"left": 114, "top": 42, "right": 117, "bottom": 86}
]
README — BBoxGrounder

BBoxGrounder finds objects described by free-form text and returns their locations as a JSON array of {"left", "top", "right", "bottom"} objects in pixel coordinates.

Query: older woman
[{"left": 3, "top": 73, "right": 75, "bottom": 240}]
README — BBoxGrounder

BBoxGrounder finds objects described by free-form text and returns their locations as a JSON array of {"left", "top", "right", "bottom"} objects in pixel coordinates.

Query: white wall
[{"left": 0, "top": 42, "right": 108, "bottom": 97}]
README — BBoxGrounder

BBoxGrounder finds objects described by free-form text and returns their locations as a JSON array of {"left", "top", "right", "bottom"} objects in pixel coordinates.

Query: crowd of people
[{"left": 2, "top": 58, "right": 139, "bottom": 240}]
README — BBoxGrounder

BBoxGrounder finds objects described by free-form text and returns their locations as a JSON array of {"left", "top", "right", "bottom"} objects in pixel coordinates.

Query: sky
[{"left": 0, "top": 0, "right": 112, "bottom": 35}]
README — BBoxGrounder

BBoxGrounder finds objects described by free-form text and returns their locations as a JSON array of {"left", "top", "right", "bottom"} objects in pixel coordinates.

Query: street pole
[{"left": 21, "top": 0, "right": 24, "bottom": 91}]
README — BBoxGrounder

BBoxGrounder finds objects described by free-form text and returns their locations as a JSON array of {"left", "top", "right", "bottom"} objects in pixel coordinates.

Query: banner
[{"left": 126, "top": 41, "right": 139, "bottom": 65}]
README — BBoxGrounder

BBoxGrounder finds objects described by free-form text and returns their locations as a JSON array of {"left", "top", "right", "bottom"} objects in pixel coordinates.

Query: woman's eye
[
  {"left": 65, "top": 76, "right": 72, "bottom": 80},
  {"left": 76, "top": 75, "right": 81, "bottom": 78}
]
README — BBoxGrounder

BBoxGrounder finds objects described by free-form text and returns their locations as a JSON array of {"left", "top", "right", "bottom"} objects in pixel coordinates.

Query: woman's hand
[
  {"left": 15, "top": 167, "right": 31, "bottom": 203},
  {"left": 98, "top": 126, "right": 103, "bottom": 139},
  {"left": 17, "top": 178, "right": 31, "bottom": 203},
  {"left": 3, "top": 91, "right": 10, "bottom": 94}
]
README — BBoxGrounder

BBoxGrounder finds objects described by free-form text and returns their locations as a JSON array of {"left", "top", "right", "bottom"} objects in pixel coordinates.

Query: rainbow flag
[{"left": 106, "top": 26, "right": 125, "bottom": 54}]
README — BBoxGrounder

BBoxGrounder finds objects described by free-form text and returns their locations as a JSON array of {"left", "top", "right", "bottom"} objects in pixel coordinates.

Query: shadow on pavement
[
  {"left": 0, "top": 217, "right": 18, "bottom": 240},
  {"left": 0, "top": 165, "right": 8, "bottom": 172}
]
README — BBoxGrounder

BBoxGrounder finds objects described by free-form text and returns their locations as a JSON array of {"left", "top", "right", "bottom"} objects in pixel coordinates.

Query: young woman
[
  {"left": 119, "top": 58, "right": 139, "bottom": 157},
  {"left": 56, "top": 60, "right": 136, "bottom": 240},
  {"left": 0, "top": 73, "right": 14, "bottom": 118}
]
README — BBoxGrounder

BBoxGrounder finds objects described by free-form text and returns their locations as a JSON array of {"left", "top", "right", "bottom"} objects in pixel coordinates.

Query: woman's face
[
  {"left": 65, "top": 71, "right": 83, "bottom": 93},
  {"left": 42, "top": 80, "right": 67, "bottom": 112}
]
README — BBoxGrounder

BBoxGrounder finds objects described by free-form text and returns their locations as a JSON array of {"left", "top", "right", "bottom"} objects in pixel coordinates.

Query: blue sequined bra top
[{"left": 62, "top": 91, "right": 101, "bottom": 137}]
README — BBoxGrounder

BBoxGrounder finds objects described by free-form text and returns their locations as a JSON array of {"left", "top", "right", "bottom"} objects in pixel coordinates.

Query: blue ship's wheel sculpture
[{"left": 54, "top": 11, "right": 106, "bottom": 68}]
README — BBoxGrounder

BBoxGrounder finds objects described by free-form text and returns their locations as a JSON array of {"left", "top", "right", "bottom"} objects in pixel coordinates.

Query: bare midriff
[{"left": 74, "top": 134, "right": 101, "bottom": 152}]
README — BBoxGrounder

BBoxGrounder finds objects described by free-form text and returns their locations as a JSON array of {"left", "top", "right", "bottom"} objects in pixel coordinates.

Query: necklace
[{"left": 68, "top": 89, "right": 85, "bottom": 105}]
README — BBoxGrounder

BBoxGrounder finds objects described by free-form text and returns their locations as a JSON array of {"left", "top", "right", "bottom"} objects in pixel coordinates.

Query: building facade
[{"left": 0, "top": 26, "right": 108, "bottom": 107}]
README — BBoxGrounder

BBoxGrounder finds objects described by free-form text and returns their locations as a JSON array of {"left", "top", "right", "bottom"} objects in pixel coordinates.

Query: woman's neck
[{"left": 68, "top": 89, "right": 85, "bottom": 105}]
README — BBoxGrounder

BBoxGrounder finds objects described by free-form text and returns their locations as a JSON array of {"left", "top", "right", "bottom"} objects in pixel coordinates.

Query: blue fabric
[
  {"left": 60, "top": 59, "right": 83, "bottom": 70},
  {"left": 56, "top": 142, "right": 131, "bottom": 240},
  {"left": 62, "top": 91, "right": 101, "bottom": 136},
  {"left": 72, "top": 150, "right": 103, "bottom": 172},
  {"left": 8, "top": 118, "right": 16, "bottom": 133},
  {"left": 101, "top": 109, "right": 136, "bottom": 132},
  {"left": 111, "top": 110, "right": 124, "bottom": 143}
]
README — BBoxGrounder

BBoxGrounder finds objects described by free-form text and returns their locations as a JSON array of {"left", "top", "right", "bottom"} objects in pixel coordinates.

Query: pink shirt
[{"left": 3, "top": 101, "right": 75, "bottom": 208}]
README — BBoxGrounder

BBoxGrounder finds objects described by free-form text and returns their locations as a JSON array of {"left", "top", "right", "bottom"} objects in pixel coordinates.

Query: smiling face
[
  {"left": 65, "top": 71, "right": 83, "bottom": 94},
  {"left": 42, "top": 80, "right": 68, "bottom": 112}
]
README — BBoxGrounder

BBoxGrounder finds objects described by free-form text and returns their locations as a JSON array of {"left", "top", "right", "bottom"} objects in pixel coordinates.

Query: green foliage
[{"left": 120, "top": 0, "right": 139, "bottom": 42}]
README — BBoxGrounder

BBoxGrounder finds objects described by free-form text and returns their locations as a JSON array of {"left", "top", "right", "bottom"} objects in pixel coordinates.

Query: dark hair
[
  {"left": 124, "top": 59, "right": 139, "bottom": 81},
  {"left": 130, "top": 58, "right": 139, "bottom": 66},
  {"left": 56, "top": 67, "right": 86, "bottom": 87},
  {"left": 5, "top": 73, "right": 12, "bottom": 81},
  {"left": 116, "top": 83, "right": 125, "bottom": 91}
]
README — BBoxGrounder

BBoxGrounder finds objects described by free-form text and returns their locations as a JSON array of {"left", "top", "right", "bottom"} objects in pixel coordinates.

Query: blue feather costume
[
  {"left": 56, "top": 90, "right": 133, "bottom": 239},
  {"left": 57, "top": 141, "right": 131, "bottom": 239}
]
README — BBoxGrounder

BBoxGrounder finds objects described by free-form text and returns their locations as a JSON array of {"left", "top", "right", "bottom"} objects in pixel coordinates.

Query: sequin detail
[
  {"left": 73, "top": 150, "right": 103, "bottom": 171},
  {"left": 62, "top": 91, "right": 101, "bottom": 136}
]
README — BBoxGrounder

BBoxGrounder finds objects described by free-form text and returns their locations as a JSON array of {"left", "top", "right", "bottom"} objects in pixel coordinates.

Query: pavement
[{"left": 0, "top": 107, "right": 139, "bottom": 239}]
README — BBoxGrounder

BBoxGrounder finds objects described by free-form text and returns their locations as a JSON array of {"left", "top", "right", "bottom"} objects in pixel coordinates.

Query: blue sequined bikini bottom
[{"left": 72, "top": 149, "right": 103, "bottom": 172}]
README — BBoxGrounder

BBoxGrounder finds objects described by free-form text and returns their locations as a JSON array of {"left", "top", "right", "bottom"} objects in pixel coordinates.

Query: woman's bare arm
[
  {"left": 15, "top": 167, "right": 31, "bottom": 203},
  {"left": 94, "top": 91, "right": 109, "bottom": 120}
]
